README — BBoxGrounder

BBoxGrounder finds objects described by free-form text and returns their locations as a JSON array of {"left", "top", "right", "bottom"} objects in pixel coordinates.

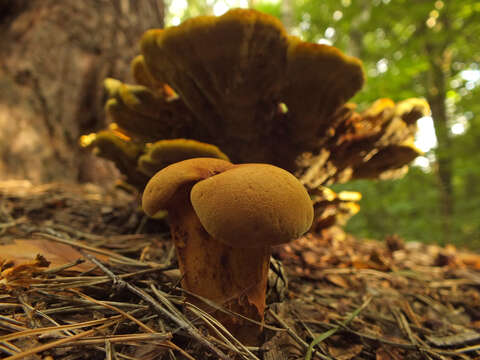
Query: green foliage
[
  {"left": 253, "top": 2, "right": 281, "bottom": 19},
  {"left": 256, "top": 0, "right": 480, "bottom": 248},
  {"left": 332, "top": 168, "right": 443, "bottom": 245}
]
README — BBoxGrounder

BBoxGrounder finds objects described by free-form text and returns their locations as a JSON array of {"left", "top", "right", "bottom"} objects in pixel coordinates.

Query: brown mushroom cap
[
  {"left": 138, "top": 139, "right": 230, "bottom": 177},
  {"left": 142, "top": 158, "right": 234, "bottom": 216},
  {"left": 190, "top": 163, "right": 313, "bottom": 248},
  {"left": 131, "top": 55, "right": 161, "bottom": 88}
]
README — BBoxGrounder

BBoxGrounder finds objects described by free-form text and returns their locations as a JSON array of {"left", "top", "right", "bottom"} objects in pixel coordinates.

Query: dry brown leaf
[
  {"left": 459, "top": 253, "right": 480, "bottom": 270},
  {"left": 327, "top": 343, "right": 363, "bottom": 360},
  {"left": 0, "top": 239, "right": 108, "bottom": 271},
  {"left": 0, "top": 254, "right": 50, "bottom": 288},
  {"left": 376, "top": 346, "right": 404, "bottom": 360},
  {"left": 351, "top": 260, "right": 372, "bottom": 269},
  {"left": 302, "top": 250, "right": 319, "bottom": 265},
  {"left": 325, "top": 274, "right": 349, "bottom": 289}
]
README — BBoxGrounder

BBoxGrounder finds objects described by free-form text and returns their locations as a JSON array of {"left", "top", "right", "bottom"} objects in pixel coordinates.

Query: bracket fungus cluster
[
  {"left": 311, "top": 187, "right": 362, "bottom": 233},
  {"left": 296, "top": 97, "right": 430, "bottom": 189},
  {"left": 142, "top": 158, "right": 313, "bottom": 344},
  {"left": 81, "top": 8, "right": 428, "bottom": 192}
]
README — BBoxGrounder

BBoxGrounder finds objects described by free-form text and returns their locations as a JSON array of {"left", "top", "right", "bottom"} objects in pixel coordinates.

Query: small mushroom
[
  {"left": 130, "top": 55, "right": 161, "bottom": 89},
  {"left": 79, "top": 128, "right": 149, "bottom": 188},
  {"left": 138, "top": 138, "right": 229, "bottom": 177},
  {"left": 142, "top": 158, "right": 313, "bottom": 344}
]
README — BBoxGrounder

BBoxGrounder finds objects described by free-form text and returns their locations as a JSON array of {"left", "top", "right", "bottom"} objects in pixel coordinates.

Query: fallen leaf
[
  {"left": 426, "top": 331, "right": 480, "bottom": 347},
  {"left": 0, "top": 254, "right": 50, "bottom": 288},
  {"left": 459, "top": 253, "right": 480, "bottom": 270},
  {"left": 303, "top": 250, "right": 319, "bottom": 265},
  {"left": 376, "top": 346, "right": 404, "bottom": 360},
  {"left": 0, "top": 239, "right": 108, "bottom": 271},
  {"left": 328, "top": 343, "right": 363, "bottom": 360},
  {"left": 325, "top": 274, "right": 349, "bottom": 289}
]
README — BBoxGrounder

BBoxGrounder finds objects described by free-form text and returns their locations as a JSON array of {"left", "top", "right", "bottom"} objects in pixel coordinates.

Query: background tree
[
  {"left": 259, "top": 0, "right": 479, "bottom": 247},
  {"left": 0, "top": 0, "right": 165, "bottom": 183}
]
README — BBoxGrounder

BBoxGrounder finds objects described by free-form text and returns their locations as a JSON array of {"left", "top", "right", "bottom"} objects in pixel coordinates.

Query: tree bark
[
  {"left": 0, "top": 0, "right": 165, "bottom": 184},
  {"left": 281, "top": 0, "right": 294, "bottom": 32},
  {"left": 425, "top": 45, "right": 454, "bottom": 245},
  {"left": 347, "top": 1, "right": 371, "bottom": 59}
]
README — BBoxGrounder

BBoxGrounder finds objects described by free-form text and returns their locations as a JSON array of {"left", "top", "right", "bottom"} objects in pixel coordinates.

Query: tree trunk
[
  {"left": 425, "top": 45, "right": 454, "bottom": 245},
  {"left": 281, "top": 0, "right": 294, "bottom": 32},
  {"left": 347, "top": 0, "right": 371, "bottom": 58},
  {"left": 0, "top": 0, "right": 165, "bottom": 184}
]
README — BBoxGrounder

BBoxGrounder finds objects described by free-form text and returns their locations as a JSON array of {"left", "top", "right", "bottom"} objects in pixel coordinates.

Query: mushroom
[
  {"left": 139, "top": 8, "right": 364, "bottom": 168},
  {"left": 310, "top": 187, "right": 361, "bottom": 233},
  {"left": 79, "top": 128, "right": 149, "bottom": 188},
  {"left": 103, "top": 79, "right": 192, "bottom": 143},
  {"left": 89, "top": 9, "right": 428, "bottom": 193},
  {"left": 296, "top": 97, "right": 430, "bottom": 188},
  {"left": 142, "top": 158, "right": 313, "bottom": 344},
  {"left": 138, "top": 138, "right": 229, "bottom": 177},
  {"left": 80, "top": 133, "right": 230, "bottom": 189},
  {"left": 81, "top": 8, "right": 431, "bottom": 240}
]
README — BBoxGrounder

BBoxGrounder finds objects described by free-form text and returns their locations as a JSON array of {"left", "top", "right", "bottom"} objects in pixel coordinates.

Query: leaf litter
[{"left": 0, "top": 180, "right": 479, "bottom": 359}]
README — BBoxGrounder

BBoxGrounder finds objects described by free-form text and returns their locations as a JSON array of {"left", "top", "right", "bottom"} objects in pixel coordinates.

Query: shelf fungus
[
  {"left": 85, "top": 8, "right": 428, "bottom": 188},
  {"left": 138, "top": 8, "right": 365, "bottom": 169},
  {"left": 81, "top": 8, "right": 430, "bottom": 229},
  {"left": 142, "top": 158, "right": 313, "bottom": 344},
  {"left": 80, "top": 128, "right": 149, "bottom": 188},
  {"left": 296, "top": 97, "right": 430, "bottom": 189},
  {"left": 80, "top": 131, "right": 229, "bottom": 188},
  {"left": 138, "top": 138, "right": 229, "bottom": 177},
  {"left": 311, "top": 187, "right": 362, "bottom": 233},
  {"left": 83, "top": 9, "right": 428, "bottom": 193}
]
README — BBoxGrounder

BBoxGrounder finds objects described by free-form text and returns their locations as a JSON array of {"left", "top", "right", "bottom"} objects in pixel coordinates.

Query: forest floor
[{"left": 0, "top": 180, "right": 479, "bottom": 360}]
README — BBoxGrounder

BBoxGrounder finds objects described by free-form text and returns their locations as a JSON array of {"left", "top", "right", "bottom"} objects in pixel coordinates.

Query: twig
[
  {"left": 127, "top": 282, "right": 228, "bottom": 359},
  {"left": 178, "top": 287, "right": 284, "bottom": 332},
  {"left": 305, "top": 296, "right": 373, "bottom": 360},
  {"left": 455, "top": 343, "right": 480, "bottom": 353},
  {"left": 44, "top": 258, "right": 85, "bottom": 274},
  {"left": 78, "top": 250, "right": 124, "bottom": 289},
  {"left": 92, "top": 346, "right": 141, "bottom": 360},
  {"left": 33, "top": 232, "right": 156, "bottom": 267},
  {"left": 55, "top": 332, "right": 171, "bottom": 346},
  {"left": 81, "top": 251, "right": 228, "bottom": 359},
  {"left": 18, "top": 294, "right": 75, "bottom": 336},
  {"left": 0, "top": 344, "right": 17, "bottom": 357},
  {"left": 268, "top": 309, "right": 332, "bottom": 360},
  {"left": 2, "top": 320, "right": 118, "bottom": 360},
  {"left": 0, "top": 314, "right": 24, "bottom": 326},
  {"left": 30, "top": 264, "right": 175, "bottom": 290},
  {"left": 186, "top": 303, "right": 259, "bottom": 360},
  {"left": 0, "top": 341, "right": 21, "bottom": 355},
  {"left": 0, "top": 315, "right": 123, "bottom": 342},
  {"left": 69, "top": 289, "right": 156, "bottom": 334},
  {"left": 69, "top": 289, "right": 196, "bottom": 359}
]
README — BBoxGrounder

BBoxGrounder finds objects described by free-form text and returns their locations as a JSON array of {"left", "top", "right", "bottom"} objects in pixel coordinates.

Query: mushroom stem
[{"left": 168, "top": 187, "right": 270, "bottom": 345}]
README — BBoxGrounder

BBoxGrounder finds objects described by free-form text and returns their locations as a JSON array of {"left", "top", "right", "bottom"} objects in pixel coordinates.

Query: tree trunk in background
[
  {"left": 281, "top": 0, "right": 294, "bottom": 32},
  {"left": 425, "top": 45, "right": 454, "bottom": 245},
  {"left": 0, "top": 0, "right": 164, "bottom": 184},
  {"left": 347, "top": 1, "right": 371, "bottom": 59}
]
